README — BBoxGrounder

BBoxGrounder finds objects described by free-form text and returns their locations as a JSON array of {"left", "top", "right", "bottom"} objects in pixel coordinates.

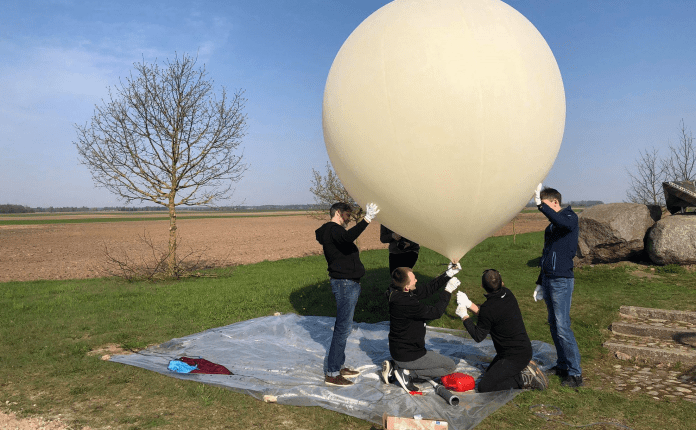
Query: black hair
[
  {"left": 481, "top": 269, "right": 502, "bottom": 293},
  {"left": 391, "top": 267, "right": 412, "bottom": 290},
  {"left": 540, "top": 187, "right": 562, "bottom": 206},
  {"left": 329, "top": 202, "right": 352, "bottom": 218}
]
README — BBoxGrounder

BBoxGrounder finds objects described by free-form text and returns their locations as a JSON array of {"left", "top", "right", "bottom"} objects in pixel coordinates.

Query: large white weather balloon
[{"left": 323, "top": 0, "right": 565, "bottom": 262}]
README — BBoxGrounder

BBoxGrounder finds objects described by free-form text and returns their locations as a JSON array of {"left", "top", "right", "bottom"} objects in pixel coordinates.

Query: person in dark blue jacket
[{"left": 533, "top": 184, "right": 582, "bottom": 388}]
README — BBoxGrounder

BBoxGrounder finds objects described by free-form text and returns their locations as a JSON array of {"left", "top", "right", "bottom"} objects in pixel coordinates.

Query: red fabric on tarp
[
  {"left": 179, "top": 357, "right": 233, "bottom": 375},
  {"left": 441, "top": 372, "right": 475, "bottom": 392}
]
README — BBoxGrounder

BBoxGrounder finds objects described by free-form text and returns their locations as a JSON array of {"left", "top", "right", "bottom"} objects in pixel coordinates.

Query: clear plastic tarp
[{"left": 110, "top": 313, "right": 556, "bottom": 430}]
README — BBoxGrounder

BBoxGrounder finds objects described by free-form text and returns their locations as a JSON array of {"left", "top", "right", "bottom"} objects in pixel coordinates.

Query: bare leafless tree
[
  {"left": 663, "top": 119, "right": 696, "bottom": 182},
  {"left": 626, "top": 147, "right": 666, "bottom": 206},
  {"left": 74, "top": 53, "right": 247, "bottom": 276},
  {"left": 309, "top": 162, "right": 364, "bottom": 224}
]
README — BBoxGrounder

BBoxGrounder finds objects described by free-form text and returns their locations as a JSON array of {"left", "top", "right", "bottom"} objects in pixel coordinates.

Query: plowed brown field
[{"left": 0, "top": 212, "right": 548, "bottom": 282}]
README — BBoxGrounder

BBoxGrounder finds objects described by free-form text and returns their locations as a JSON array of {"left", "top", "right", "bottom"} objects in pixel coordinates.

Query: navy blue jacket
[
  {"left": 536, "top": 204, "right": 578, "bottom": 283},
  {"left": 315, "top": 219, "right": 369, "bottom": 280}
]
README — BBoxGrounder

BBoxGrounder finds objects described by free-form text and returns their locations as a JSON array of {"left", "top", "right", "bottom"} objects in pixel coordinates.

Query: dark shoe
[
  {"left": 548, "top": 365, "right": 569, "bottom": 378},
  {"left": 394, "top": 368, "right": 418, "bottom": 392},
  {"left": 324, "top": 374, "right": 354, "bottom": 386},
  {"left": 340, "top": 368, "right": 360, "bottom": 379},
  {"left": 521, "top": 360, "right": 549, "bottom": 390},
  {"left": 561, "top": 374, "right": 584, "bottom": 388},
  {"left": 381, "top": 360, "right": 395, "bottom": 384}
]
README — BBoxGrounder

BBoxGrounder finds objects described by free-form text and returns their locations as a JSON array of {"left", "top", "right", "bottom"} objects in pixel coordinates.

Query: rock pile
[{"left": 575, "top": 203, "right": 661, "bottom": 265}]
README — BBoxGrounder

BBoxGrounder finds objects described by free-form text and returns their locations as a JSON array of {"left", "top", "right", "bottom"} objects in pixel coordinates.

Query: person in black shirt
[
  {"left": 380, "top": 225, "right": 420, "bottom": 275},
  {"left": 456, "top": 269, "right": 548, "bottom": 392},
  {"left": 381, "top": 264, "right": 460, "bottom": 391},
  {"left": 315, "top": 201, "right": 379, "bottom": 387}
]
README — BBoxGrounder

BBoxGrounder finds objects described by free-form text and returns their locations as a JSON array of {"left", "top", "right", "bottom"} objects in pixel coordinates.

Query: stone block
[{"left": 576, "top": 203, "right": 661, "bottom": 265}]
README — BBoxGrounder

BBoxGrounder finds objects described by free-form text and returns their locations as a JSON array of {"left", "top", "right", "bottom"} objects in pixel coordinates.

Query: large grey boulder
[
  {"left": 646, "top": 214, "right": 696, "bottom": 265},
  {"left": 576, "top": 203, "right": 661, "bottom": 265}
]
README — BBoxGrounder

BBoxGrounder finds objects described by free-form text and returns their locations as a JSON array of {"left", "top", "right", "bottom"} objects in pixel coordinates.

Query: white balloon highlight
[{"left": 323, "top": 0, "right": 565, "bottom": 262}]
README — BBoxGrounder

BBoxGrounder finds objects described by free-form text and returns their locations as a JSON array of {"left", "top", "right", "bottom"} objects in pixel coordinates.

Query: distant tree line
[
  {"left": 2, "top": 204, "right": 318, "bottom": 213},
  {"left": 34, "top": 206, "right": 93, "bottom": 213},
  {"left": 0, "top": 204, "right": 35, "bottom": 213}
]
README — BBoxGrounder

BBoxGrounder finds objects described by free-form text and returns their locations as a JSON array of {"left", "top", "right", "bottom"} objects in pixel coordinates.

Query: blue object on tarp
[
  {"left": 168, "top": 360, "right": 198, "bottom": 373},
  {"left": 111, "top": 313, "right": 557, "bottom": 430}
]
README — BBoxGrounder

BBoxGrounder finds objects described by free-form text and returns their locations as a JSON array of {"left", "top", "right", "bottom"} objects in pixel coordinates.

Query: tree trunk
[{"left": 168, "top": 197, "right": 177, "bottom": 276}]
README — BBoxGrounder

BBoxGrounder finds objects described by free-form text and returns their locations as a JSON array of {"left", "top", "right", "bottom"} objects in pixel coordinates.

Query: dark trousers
[
  {"left": 477, "top": 353, "right": 531, "bottom": 393},
  {"left": 388, "top": 252, "right": 419, "bottom": 275}
]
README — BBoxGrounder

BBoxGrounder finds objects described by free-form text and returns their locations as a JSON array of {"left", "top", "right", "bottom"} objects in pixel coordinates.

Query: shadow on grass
[
  {"left": 288, "top": 267, "right": 439, "bottom": 325},
  {"left": 526, "top": 256, "right": 541, "bottom": 268}
]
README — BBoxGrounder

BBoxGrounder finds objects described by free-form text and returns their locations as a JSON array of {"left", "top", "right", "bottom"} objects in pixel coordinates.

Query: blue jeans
[
  {"left": 325, "top": 278, "right": 361, "bottom": 376},
  {"left": 542, "top": 276, "right": 582, "bottom": 376}
]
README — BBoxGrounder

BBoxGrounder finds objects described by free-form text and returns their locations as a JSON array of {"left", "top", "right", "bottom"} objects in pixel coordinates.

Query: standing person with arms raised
[
  {"left": 380, "top": 225, "right": 420, "bottom": 275},
  {"left": 532, "top": 184, "right": 583, "bottom": 387},
  {"left": 315, "top": 202, "right": 379, "bottom": 387}
]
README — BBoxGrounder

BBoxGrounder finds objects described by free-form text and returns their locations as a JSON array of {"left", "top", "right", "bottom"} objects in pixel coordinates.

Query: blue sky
[{"left": 1, "top": 0, "right": 695, "bottom": 207}]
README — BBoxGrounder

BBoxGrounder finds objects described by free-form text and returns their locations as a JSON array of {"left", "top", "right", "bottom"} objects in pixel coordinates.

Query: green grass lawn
[{"left": 1, "top": 231, "right": 695, "bottom": 429}]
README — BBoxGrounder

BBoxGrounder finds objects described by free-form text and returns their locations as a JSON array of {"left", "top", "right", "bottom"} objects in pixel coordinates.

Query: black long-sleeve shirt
[
  {"left": 315, "top": 220, "right": 369, "bottom": 280},
  {"left": 462, "top": 287, "right": 532, "bottom": 359},
  {"left": 379, "top": 225, "right": 420, "bottom": 254},
  {"left": 387, "top": 273, "right": 451, "bottom": 362}
]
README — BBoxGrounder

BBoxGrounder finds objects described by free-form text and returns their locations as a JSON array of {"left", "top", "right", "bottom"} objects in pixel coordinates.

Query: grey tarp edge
[{"left": 109, "top": 313, "right": 557, "bottom": 430}]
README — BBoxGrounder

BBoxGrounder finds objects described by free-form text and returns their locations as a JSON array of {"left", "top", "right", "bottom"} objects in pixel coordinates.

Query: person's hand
[
  {"left": 445, "top": 277, "right": 460, "bottom": 293},
  {"left": 534, "top": 183, "right": 543, "bottom": 206},
  {"left": 457, "top": 291, "right": 473, "bottom": 308},
  {"left": 455, "top": 304, "right": 468, "bottom": 319},
  {"left": 446, "top": 262, "right": 461, "bottom": 277},
  {"left": 364, "top": 203, "right": 380, "bottom": 223},
  {"left": 533, "top": 285, "right": 544, "bottom": 302}
]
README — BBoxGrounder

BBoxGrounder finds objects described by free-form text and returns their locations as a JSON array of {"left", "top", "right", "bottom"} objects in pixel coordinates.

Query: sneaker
[
  {"left": 381, "top": 360, "right": 395, "bottom": 384},
  {"left": 521, "top": 360, "right": 549, "bottom": 390},
  {"left": 324, "top": 374, "right": 354, "bottom": 387},
  {"left": 340, "top": 368, "right": 360, "bottom": 379},
  {"left": 561, "top": 374, "right": 583, "bottom": 388},
  {"left": 548, "top": 365, "right": 569, "bottom": 378},
  {"left": 394, "top": 368, "right": 418, "bottom": 392}
]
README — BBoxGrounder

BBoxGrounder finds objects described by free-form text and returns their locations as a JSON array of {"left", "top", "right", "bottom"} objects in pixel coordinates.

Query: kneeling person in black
[
  {"left": 456, "top": 269, "right": 547, "bottom": 392},
  {"left": 382, "top": 264, "right": 460, "bottom": 390}
]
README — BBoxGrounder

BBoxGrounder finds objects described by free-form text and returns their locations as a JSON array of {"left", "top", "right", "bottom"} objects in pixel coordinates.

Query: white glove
[
  {"left": 534, "top": 183, "right": 543, "bottom": 206},
  {"left": 446, "top": 262, "right": 461, "bottom": 277},
  {"left": 455, "top": 304, "right": 468, "bottom": 319},
  {"left": 363, "top": 203, "right": 380, "bottom": 223},
  {"left": 457, "top": 291, "right": 473, "bottom": 308},
  {"left": 445, "top": 277, "right": 460, "bottom": 293},
  {"left": 533, "top": 285, "right": 544, "bottom": 302}
]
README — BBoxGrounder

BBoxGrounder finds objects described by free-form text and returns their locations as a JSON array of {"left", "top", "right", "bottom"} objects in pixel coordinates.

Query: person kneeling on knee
[
  {"left": 457, "top": 269, "right": 548, "bottom": 392},
  {"left": 382, "top": 264, "right": 460, "bottom": 391}
]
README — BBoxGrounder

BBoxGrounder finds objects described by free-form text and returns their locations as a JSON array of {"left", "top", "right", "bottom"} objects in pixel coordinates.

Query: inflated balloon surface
[{"left": 323, "top": 0, "right": 565, "bottom": 262}]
